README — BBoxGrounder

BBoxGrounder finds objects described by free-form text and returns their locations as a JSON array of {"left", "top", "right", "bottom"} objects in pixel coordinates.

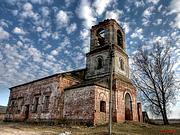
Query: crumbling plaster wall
[{"left": 85, "top": 50, "right": 110, "bottom": 80}]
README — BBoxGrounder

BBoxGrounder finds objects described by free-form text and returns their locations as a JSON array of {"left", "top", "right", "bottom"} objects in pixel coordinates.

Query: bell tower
[{"left": 85, "top": 19, "right": 130, "bottom": 82}]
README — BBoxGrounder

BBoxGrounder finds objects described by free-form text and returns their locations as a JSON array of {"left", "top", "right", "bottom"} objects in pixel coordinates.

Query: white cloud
[
  {"left": 0, "top": 20, "right": 9, "bottom": 28},
  {"left": 41, "top": 7, "right": 49, "bottom": 16},
  {"left": 153, "top": 18, "right": 162, "bottom": 26},
  {"left": 28, "top": 45, "right": 43, "bottom": 62},
  {"left": 0, "top": 27, "right": 9, "bottom": 40},
  {"left": 142, "top": 6, "right": 154, "bottom": 18},
  {"left": 93, "top": 0, "right": 112, "bottom": 15},
  {"left": 158, "top": 5, "right": 163, "bottom": 12},
  {"left": 65, "top": 0, "right": 75, "bottom": 7},
  {"left": 30, "top": 0, "right": 53, "bottom": 4},
  {"left": 56, "top": 10, "right": 69, "bottom": 26},
  {"left": 77, "top": 0, "right": 96, "bottom": 28},
  {"left": 156, "top": 19, "right": 162, "bottom": 25},
  {"left": 169, "top": 0, "right": 180, "bottom": 29},
  {"left": 174, "top": 14, "right": 180, "bottom": 29},
  {"left": 80, "top": 29, "right": 89, "bottom": 40},
  {"left": 13, "top": 27, "right": 26, "bottom": 35},
  {"left": 47, "top": 54, "right": 56, "bottom": 62},
  {"left": 49, "top": 37, "right": 70, "bottom": 56},
  {"left": 66, "top": 23, "right": 77, "bottom": 34},
  {"left": 134, "top": 0, "right": 145, "bottom": 8},
  {"left": 130, "top": 28, "right": 143, "bottom": 39},
  {"left": 23, "top": 2, "right": 33, "bottom": 11},
  {"left": 152, "top": 36, "right": 169, "bottom": 45},
  {"left": 41, "top": 31, "right": 51, "bottom": 38},
  {"left": 105, "top": 9, "right": 123, "bottom": 21},
  {"left": 142, "top": 18, "right": 150, "bottom": 26},
  {"left": 44, "top": 44, "right": 52, "bottom": 50},
  {"left": 30, "top": 0, "right": 41, "bottom": 4},
  {"left": 76, "top": 0, "right": 96, "bottom": 54},
  {"left": 51, "top": 32, "right": 59, "bottom": 40},
  {"left": 122, "top": 22, "right": 130, "bottom": 34},
  {"left": 50, "top": 50, "right": 58, "bottom": 56},
  {"left": 147, "top": 0, "right": 160, "bottom": 5},
  {"left": 17, "top": 41, "right": 23, "bottom": 47},
  {"left": 21, "top": 2, "right": 39, "bottom": 21},
  {"left": 36, "top": 26, "right": 43, "bottom": 32},
  {"left": 169, "top": 0, "right": 180, "bottom": 13}
]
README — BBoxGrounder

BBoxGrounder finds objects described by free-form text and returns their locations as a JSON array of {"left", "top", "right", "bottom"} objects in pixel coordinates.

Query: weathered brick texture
[
  {"left": 5, "top": 74, "right": 79, "bottom": 122},
  {"left": 64, "top": 86, "right": 95, "bottom": 124}
]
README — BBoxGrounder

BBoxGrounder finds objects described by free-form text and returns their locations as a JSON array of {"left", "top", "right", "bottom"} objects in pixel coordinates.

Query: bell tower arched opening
[{"left": 117, "top": 30, "right": 123, "bottom": 49}]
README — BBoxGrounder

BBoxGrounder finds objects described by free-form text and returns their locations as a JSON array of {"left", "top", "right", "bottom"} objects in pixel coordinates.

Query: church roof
[
  {"left": 10, "top": 68, "right": 86, "bottom": 90},
  {"left": 64, "top": 79, "right": 109, "bottom": 91}
]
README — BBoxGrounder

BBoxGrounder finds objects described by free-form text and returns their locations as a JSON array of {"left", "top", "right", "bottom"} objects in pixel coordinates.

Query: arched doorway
[{"left": 125, "top": 93, "right": 133, "bottom": 120}]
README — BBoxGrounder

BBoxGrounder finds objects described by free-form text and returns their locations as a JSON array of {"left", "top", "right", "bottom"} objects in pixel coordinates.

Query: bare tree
[{"left": 131, "top": 43, "right": 178, "bottom": 125}]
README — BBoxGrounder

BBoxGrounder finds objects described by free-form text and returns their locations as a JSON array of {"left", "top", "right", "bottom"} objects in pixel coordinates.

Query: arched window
[
  {"left": 96, "top": 56, "right": 103, "bottom": 69},
  {"left": 119, "top": 58, "right": 124, "bottom": 70},
  {"left": 117, "top": 30, "right": 123, "bottom": 48},
  {"left": 100, "top": 101, "right": 106, "bottom": 112}
]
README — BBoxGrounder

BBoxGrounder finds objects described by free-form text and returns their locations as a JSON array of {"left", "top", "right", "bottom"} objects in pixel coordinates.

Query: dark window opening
[
  {"left": 34, "top": 97, "right": 39, "bottom": 113},
  {"left": 97, "top": 57, "right": 103, "bottom": 69},
  {"left": 11, "top": 101, "right": 15, "bottom": 108},
  {"left": 120, "top": 58, "right": 124, "bottom": 71},
  {"left": 117, "top": 30, "right": 123, "bottom": 48},
  {"left": 100, "top": 101, "right": 106, "bottom": 112}
]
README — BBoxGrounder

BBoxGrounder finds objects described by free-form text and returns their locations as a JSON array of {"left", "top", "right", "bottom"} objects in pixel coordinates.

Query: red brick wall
[
  {"left": 64, "top": 85, "right": 110, "bottom": 125},
  {"left": 115, "top": 79, "right": 138, "bottom": 122},
  {"left": 94, "top": 86, "right": 109, "bottom": 125},
  {"left": 0, "top": 114, "right": 4, "bottom": 120},
  {"left": 5, "top": 74, "right": 79, "bottom": 122},
  {"left": 64, "top": 85, "right": 95, "bottom": 124}
]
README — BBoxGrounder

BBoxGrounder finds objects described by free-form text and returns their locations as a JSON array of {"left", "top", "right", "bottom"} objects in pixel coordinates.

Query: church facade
[{"left": 5, "top": 19, "right": 142, "bottom": 125}]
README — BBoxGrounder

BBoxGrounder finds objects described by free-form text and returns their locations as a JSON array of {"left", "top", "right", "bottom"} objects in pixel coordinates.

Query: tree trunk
[{"left": 162, "top": 105, "right": 169, "bottom": 125}]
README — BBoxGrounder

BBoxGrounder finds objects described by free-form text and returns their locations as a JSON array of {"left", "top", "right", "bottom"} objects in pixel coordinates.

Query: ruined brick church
[{"left": 5, "top": 19, "right": 142, "bottom": 125}]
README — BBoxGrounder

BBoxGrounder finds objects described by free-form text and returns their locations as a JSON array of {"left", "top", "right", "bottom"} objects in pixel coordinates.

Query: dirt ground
[{"left": 0, "top": 121, "right": 179, "bottom": 135}]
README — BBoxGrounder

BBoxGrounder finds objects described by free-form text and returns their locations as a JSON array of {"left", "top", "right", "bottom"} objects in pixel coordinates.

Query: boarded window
[
  {"left": 18, "top": 98, "right": 24, "bottom": 113},
  {"left": 44, "top": 96, "right": 50, "bottom": 112},
  {"left": 100, "top": 101, "right": 106, "bottom": 112}
]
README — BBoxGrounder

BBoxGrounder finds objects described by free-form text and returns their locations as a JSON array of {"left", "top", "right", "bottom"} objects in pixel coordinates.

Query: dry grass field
[{"left": 0, "top": 121, "right": 179, "bottom": 135}]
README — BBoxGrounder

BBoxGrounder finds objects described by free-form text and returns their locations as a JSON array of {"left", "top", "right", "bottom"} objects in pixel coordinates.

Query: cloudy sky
[{"left": 0, "top": 0, "right": 179, "bottom": 118}]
